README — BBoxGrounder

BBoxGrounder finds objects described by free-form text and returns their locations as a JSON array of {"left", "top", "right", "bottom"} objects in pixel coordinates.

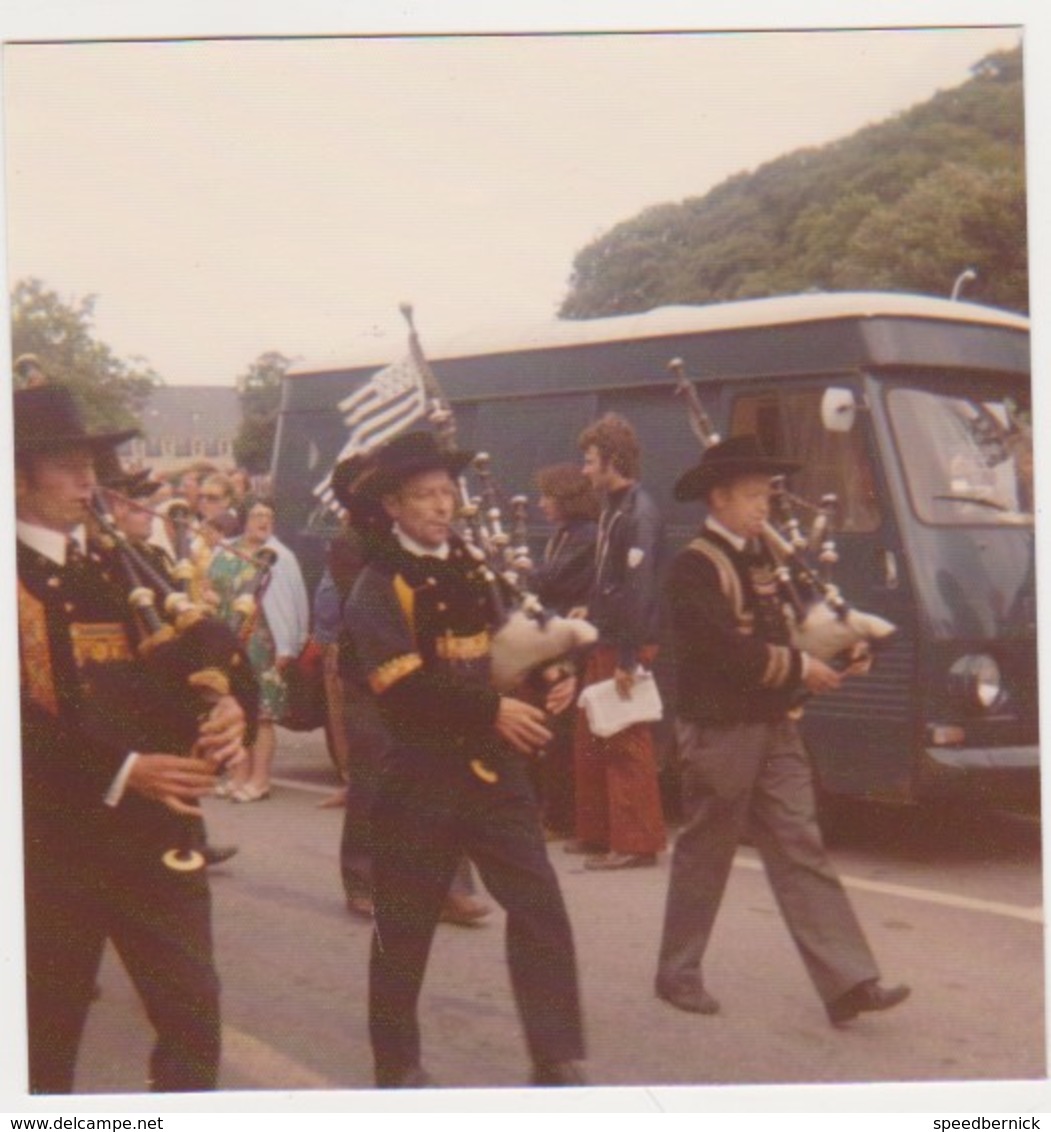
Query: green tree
[
  {"left": 833, "top": 161, "right": 1028, "bottom": 310},
  {"left": 233, "top": 350, "right": 294, "bottom": 473},
  {"left": 559, "top": 45, "right": 1026, "bottom": 317},
  {"left": 10, "top": 277, "right": 160, "bottom": 430}
]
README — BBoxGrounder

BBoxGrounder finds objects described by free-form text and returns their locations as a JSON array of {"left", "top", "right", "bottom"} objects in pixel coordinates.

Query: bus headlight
[{"left": 948, "top": 653, "right": 1003, "bottom": 712}]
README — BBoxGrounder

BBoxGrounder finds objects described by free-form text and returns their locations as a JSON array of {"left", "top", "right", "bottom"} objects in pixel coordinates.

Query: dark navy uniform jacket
[
  {"left": 18, "top": 531, "right": 257, "bottom": 857},
  {"left": 667, "top": 526, "right": 806, "bottom": 727},
  {"left": 344, "top": 533, "right": 508, "bottom": 765}
]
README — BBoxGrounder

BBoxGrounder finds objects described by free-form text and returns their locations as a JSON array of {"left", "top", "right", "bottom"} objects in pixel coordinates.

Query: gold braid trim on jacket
[
  {"left": 368, "top": 652, "right": 423, "bottom": 695},
  {"left": 18, "top": 581, "right": 58, "bottom": 715},
  {"left": 685, "top": 538, "right": 754, "bottom": 636},
  {"left": 687, "top": 537, "right": 797, "bottom": 690}
]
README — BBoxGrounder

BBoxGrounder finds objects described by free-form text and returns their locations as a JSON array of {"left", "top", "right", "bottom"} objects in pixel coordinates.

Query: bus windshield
[{"left": 886, "top": 384, "right": 1033, "bottom": 526}]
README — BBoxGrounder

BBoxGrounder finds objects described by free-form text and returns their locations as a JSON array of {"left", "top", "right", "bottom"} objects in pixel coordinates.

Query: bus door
[{"left": 728, "top": 380, "right": 919, "bottom": 802}]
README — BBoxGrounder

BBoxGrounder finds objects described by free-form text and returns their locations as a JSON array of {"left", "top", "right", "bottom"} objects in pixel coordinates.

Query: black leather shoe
[
  {"left": 201, "top": 844, "right": 239, "bottom": 867},
  {"left": 531, "top": 1060, "right": 587, "bottom": 1086},
  {"left": 826, "top": 979, "right": 910, "bottom": 1025},
  {"left": 655, "top": 979, "right": 720, "bottom": 1015}
]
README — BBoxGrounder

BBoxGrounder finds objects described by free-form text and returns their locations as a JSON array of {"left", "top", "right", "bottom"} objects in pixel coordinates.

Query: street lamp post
[{"left": 951, "top": 268, "right": 978, "bottom": 301}]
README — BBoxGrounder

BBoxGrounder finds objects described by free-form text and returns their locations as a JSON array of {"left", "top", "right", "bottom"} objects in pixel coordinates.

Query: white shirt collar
[
  {"left": 17, "top": 519, "right": 86, "bottom": 565},
  {"left": 394, "top": 524, "right": 449, "bottom": 560},
  {"left": 705, "top": 516, "right": 748, "bottom": 553}
]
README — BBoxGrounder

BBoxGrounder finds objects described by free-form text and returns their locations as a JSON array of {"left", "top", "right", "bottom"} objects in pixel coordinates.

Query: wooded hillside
[{"left": 560, "top": 47, "right": 1026, "bottom": 317}]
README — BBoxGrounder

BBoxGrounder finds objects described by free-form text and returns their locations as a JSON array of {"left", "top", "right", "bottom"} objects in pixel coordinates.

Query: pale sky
[{"left": 1, "top": 18, "right": 1031, "bottom": 384}]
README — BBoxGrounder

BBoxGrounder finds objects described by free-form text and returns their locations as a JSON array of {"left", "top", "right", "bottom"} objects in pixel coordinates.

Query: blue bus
[{"left": 272, "top": 291, "right": 1036, "bottom": 811}]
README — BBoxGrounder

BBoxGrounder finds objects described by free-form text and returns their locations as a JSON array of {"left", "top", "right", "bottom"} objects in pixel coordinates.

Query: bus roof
[{"left": 287, "top": 291, "right": 1029, "bottom": 376}]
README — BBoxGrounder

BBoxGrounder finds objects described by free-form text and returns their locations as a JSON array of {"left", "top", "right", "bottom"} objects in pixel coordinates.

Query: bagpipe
[
  {"left": 226, "top": 545, "right": 278, "bottom": 642},
  {"left": 165, "top": 497, "right": 199, "bottom": 595},
  {"left": 86, "top": 490, "right": 255, "bottom": 871},
  {"left": 668, "top": 357, "right": 896, "bottom": 666},
  {"left": 401, "top": 304, "right": 598, "bottom": 693},
  {"left": 147, "top": 491, "right": 276, "bottom": 626}
]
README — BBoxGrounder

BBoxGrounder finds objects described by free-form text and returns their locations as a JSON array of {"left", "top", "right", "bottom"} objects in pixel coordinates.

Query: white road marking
[
  {"left": 223, "top": 1023, "right": 339, "bottom": 1089},
  {"left": 270, "top": 776, "right": 1045, "bottom": 923},
  {"left": 735, "top": 853, "right": 1043, "bottom": 923},
  {"left": 270, "top": 775, "right": 337, "bottom": 796}
]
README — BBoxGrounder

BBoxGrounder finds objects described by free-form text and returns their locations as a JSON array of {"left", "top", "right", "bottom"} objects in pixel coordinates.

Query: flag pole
[{"left": 399, "top": 302, "right": 458, "bottom": 451}]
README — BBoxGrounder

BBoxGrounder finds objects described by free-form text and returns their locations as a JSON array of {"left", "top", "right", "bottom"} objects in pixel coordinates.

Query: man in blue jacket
[{"left": 571, "top": 412, "right": 667, "bottom": 870}]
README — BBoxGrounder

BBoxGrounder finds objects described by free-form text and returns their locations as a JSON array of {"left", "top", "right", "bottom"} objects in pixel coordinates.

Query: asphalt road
[{"left": 35, "top": 728, "right": 1049, "bottom": 1110}]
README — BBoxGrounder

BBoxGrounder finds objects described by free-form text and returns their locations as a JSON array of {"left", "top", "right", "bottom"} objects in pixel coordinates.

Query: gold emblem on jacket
[
  {"left": 69, "top": 622, "right": 134, "bottom": 668},
  {"left": 436, "top": 630, "right": 491, "bottom": 662}
]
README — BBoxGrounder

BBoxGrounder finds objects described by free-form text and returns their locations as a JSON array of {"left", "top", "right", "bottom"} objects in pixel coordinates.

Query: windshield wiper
[
  {"left": 933, "top": 492, "right": 1011, "bottom": 511},
  {"left": 933, "top": 493, "right": 1031, "bottom": 522}
]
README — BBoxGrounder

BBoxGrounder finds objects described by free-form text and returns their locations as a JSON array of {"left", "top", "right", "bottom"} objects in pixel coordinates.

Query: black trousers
[
  {"left": 536, "top": 708, "right": 576, "bottom": 837},
  {"left": 369, "top": 748, "right": 585, "bottom": 1086},
  {"left": 338, "top": 678, "right": 478, "bottom": 903},
  {"left": 24, "top": 832, "right": 220, "bottom": 1094},
  {"left": 337, "top": 676, "right": 390, "bottom": 900}
]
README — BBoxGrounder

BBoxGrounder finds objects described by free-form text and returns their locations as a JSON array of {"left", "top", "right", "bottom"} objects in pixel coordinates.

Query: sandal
[{"left": 230, "top": 784, "right": 271, "bottom": 803}]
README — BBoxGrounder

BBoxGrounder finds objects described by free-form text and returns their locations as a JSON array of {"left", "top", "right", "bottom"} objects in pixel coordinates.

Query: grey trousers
[{"left": 656, "top": 717, "right": 879, "bottom": 1004}]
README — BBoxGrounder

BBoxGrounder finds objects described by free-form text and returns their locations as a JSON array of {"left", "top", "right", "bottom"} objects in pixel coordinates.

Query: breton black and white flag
[{"left": 312, "top": 352, "right": 429, "bottom": 511}]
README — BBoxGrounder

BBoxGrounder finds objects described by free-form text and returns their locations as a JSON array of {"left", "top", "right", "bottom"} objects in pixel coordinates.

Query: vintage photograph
[{"left": 2, "top": 9, "right": 1043, "bottom": 1114}]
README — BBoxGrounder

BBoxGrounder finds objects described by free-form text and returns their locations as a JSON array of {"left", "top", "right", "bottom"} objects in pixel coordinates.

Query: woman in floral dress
[{"left": 209, "top": 496, "right": 310, "bottom": 801}]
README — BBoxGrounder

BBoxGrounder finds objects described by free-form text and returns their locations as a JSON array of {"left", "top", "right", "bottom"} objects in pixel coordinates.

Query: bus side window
[{"left": 730, "top": 389, "right": 882, "bottom": 533}]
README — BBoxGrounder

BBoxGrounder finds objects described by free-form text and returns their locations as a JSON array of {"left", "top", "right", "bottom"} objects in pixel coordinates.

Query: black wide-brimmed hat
[
  {"left": 331, "top": 430, "right": 474, "bottom": 511},
  {"left": 674, "top": 434, "right": 803, "bottom": 502},
  {"left": 14, "top": 384, "right": 140, "bottom": 454},
  {"left": 94, "top": 445, "right": 160, "bottom": 497},
  {"left": 103, "top": 467, "right": 163, "bottom": 499}
]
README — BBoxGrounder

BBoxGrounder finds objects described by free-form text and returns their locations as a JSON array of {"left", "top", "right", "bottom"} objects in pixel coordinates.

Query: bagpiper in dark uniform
[
  {"left": 15, "top": 383, "right": 256, "bottom": 1094},
  {"left": 311, "top": 524, "right": 487, "bottom": 924},
  {"left": 98, "top": 460, "right": 242, "bottom": 868},
  {"left": 654, "top": 435, "right": 910, "bottom": 1025},
  {"left": 336, "top": 431, "right": 586, "bottom": 1089}
]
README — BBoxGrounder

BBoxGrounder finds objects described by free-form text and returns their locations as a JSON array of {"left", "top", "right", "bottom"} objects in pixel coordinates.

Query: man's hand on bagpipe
[
  {"left": 127, "top": 753, "right": 221, "bottom": 817},
  {"left": 495, "top": 695, "right": 555, "bottom": 756},
  {"left": 191, "top": 692, "right": 249, "bottom": 769},
  {"left": 802, "top": 656, "right": 844, "bottom": 695},
  {"left": 837, "top": 641, "right": 875, "bottom": 678},
  {"left": 542, "top": 668, "right": 578, "bottom": 717}
]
